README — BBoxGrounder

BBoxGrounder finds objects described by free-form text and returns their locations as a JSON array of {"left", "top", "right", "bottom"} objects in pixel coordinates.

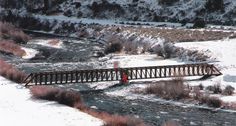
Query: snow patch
[
  {"left": 21, "top": 47, "right": 39, "bottom": 59},
  {"left": 0, "top": 76, "right": 103, "bottom": 126},
  {"left": 30, "top": 39, "right": 63, "bottom": 49}
]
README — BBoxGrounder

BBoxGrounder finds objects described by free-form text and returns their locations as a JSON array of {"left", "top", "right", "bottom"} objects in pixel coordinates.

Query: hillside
[{"left": 0, "top": 0, "right": 236, "bottom": 25}]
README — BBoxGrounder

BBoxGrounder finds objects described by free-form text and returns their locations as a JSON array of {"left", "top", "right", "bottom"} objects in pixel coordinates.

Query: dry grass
[
  {"left": 0, "top": 22, "right": 30, "bottom": 43},
  {"left": 0, "top": 59, "right": 27, "bottom": 83},
  {"left": 144, "top": 78, "right": 190, "bottom": 100},
  {"left": 30, "top": 86, "right": 84, "bottom": 107},
  {"left": 30, "top": 86, "right": 147, "bottom": 126},
  {"left": 83, "top": 109, "right": 146, "bottom": 126},
  {"left": 107, "top": 26, "right": 236, "bottom": 42},
  {"left": 0, "top": 40, "right": 26, "bottom": 57},
  {"left": 222, "top": 102, "right": 236, "bottom": 110}
]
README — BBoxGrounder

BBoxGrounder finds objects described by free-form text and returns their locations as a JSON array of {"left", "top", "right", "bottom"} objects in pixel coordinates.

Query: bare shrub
[
  {"left": 223, "top": 102, "right": 236, "bottom": 110},
  {"left": 192, "top": 86, "right": 202, "bottom": 100},
  {"left": 163, "top": 42, "right": 175, "bottom": 58},
  {"left": 222, "top": 85, "right": 235, "bottom": 96},
  {"left": 105, "top": 42, "right": 123, "bottom": 54},
  {"left": 144, "top": 78, "right": 190, "bottom": 100},
  {"left": 0, "top": 40, "right": 26, "bottom": 57},
  {"left": 199, "top": 83, "right": 204, "bottom": 90},
  {"left": 123, "top": 41, "right": 138, "bottom": 54},
  {"left": 159, "top": 0, "right": 179, "bottom": 5},
  {"left": 83, "top": 109, "right": 146, "bottom": 126},
  {"left": 30, "top": 86, "right": 84, "bottom": 107},
  {"left": 0, "top": 22, "right": 30, "bottom": 43},
  {"left": 30, "top": 86, "right": 60, "bottom": 101},
  {"left": 205, "top": 0, "right": 224, "bottom": 12},
  {"left": 56, "top": 90, "right": 83, "bottom": 107},
  {"left": 200, "top": 96, "right": 222, "bottom": 108},
  {"left": 206, "top": 83, "right": 222, "bottom": 94},
  {"left": 0, "top": 59, "right": 27, "bottom": 83},
  {"left": 193, "top": 19, "right": 206, "bottom": 28}
]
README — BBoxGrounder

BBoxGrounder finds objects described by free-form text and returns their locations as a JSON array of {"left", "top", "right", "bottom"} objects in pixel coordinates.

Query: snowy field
[
  {"left": 0, "top": 76, "right": 103, "bottom": 126},
  {"left": 176, "top": 38, "right": 236, "bottom": 103},
  {"left": 99, "top": 38, "right": 236, "bottom": 109}
]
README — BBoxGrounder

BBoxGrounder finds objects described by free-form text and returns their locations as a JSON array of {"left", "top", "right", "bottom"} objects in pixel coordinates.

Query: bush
[
  {"left": 0, "top": 40, "right": 26, "bottom": 57},
  {"left": 0, "top": 22, "right": 30, "bottom": 44},
  {"left": 222, "top": 85, "right": 235, "bottom": 96},
  {"left": 144, "top": 78, "right": 190, "bottom": 100},
  {"left": 57, "top": 90, "right": 83, "bottom": 107},
  {"left": 0, "top": 59, "right": 27, "bottom": 83},
  {"left": 83, "top": 109, "right": 146, "bottom": 126},
  {"left": 30, "top": 86, "right": 84, "bottom": 107},
  {"left": 206, "top": 84, "right": 222, "bottom": 94},
  {"left": 200, "top": 96, "right": 222, "bottom": 108},
  {"left": 205, "top": 0, "right": 224, "bottom": 12},
  {"left": 199, "top": 83, "right": 204, "bottom": 90},
  {"left": 0, "top": 0, "right": 23, "bottom": 8},
  {"left": 105, "top": 42, "right": 123, "bottom": 54},
  {"left": 159, "top": 0, "right": 179, "bottom": 5},
  {"left": 30, "top": 86, "right": 60, "bottom": 101},
  {"left": 192, "top": 86, "right": 202, "bottom": 100},
  {"left": 193, "top": 19, "right": 206, "bottom": 28}
]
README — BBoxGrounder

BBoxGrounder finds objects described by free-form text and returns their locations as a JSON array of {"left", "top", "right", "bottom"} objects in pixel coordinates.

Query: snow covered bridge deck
[{"left": 24, "top": 63, "right": 222, "bottom": 86}]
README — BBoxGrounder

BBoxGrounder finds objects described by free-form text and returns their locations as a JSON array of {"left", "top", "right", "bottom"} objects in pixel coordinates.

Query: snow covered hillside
[
  {"left": 0, "top": 0, "right": 236, "bottom": 25},
  {"left": 1, "top": 0, "right": 235, "bottom": 25},
  {"left": 0, "top": 76, "right": 103, "bottom": 126}
]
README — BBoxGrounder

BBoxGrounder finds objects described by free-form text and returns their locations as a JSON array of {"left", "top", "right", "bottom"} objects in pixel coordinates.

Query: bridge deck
[{"left": 24, "top": 63, "right": 222, "bottom": 86}]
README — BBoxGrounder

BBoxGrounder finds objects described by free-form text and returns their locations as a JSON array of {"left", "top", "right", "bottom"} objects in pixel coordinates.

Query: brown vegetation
[
  {"left": 84, "top": 109, "right": 146, "bottom": 126},
  {"left": 107, "top": 26, "right": 236, "bottom": 42},
  {"left": 0, "top": 59, "right": 27, "bottom": 83},
  {"left": 222, "top": 85, "right": 235, "bottom": 96},
  {"left": 30, "top": 86, "right": 85, "bottom": 107},
  {"left": 206, "top": 83, "right": 222, "bottom": 94},
  {"left": 0, "top": 40, "right": 26, "bottom": 57},
  {"left": 144, "top": 78, "right": 190, "bottom": 100},
  {"left": 30, "top": 86, "right": 146, "bottom": 126},
  {"left": 199, "top": 96, "right": 222, "bottom": 108},
  {"left": 105, "top": 42, "right": 123, "bottom": 54},
  {"left": 0, "top": 21, "right": 30, "bottom": 43}
]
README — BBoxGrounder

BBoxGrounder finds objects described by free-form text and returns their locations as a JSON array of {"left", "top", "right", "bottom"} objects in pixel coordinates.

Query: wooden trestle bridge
[{"left": 24, "top": 63, "right": 222, "bottom": 86}]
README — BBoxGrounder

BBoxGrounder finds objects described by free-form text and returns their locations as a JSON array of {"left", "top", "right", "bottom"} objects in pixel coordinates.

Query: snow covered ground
[
  {"left": 0, "top": 76, "right": 103, "bottom": 126},
  {"left": 29, "top": 39, "right": 64, "bottom": 49},
  {"left": 176, "top": 38, "right": 236, "bottom": 103},
  {"left": 104, "top": 54, "right": 184, "bottom": 68},
  {"left": 21, "top": 47, "right": 39, "bottom": 59},
  {"left": 100, "top": 38, "right": 236, "bottom": 108}
]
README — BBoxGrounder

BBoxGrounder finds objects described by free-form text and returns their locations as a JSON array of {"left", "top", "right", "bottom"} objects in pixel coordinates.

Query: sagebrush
[{"left": 0, "top": 59, "right": 27, "bottom": 83}]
